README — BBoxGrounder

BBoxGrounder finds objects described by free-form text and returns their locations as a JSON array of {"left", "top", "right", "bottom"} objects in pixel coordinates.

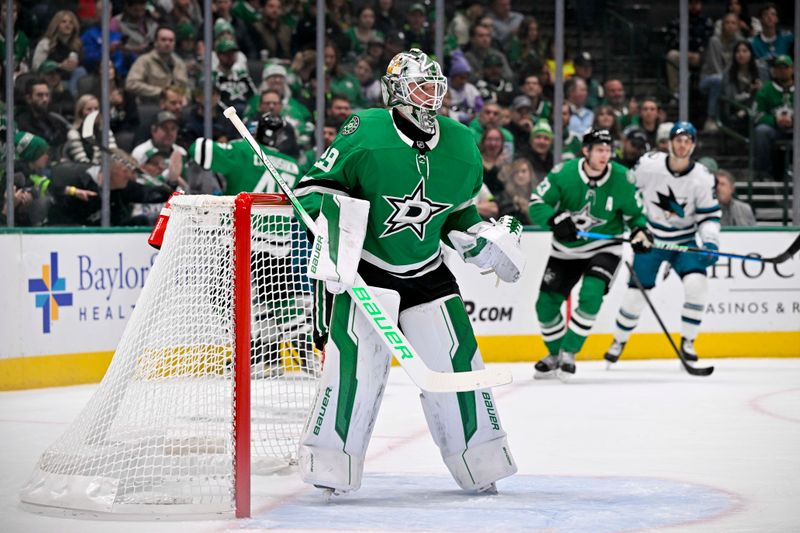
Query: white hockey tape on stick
[{"left": 223, "top": 106, "right": 511, "bottom": 392}]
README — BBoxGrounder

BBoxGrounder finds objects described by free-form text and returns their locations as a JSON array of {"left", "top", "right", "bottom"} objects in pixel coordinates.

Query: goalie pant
[{"left": 298, "top": 266, "right": 516, "bottom": 492}]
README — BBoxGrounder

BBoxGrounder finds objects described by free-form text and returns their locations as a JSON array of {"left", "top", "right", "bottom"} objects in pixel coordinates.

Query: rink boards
[{"left": 0, "top": 227, "right": 798, "bottom": 390}]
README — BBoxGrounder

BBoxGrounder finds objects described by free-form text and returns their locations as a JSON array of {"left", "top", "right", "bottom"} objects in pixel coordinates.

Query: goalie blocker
[{"left": 307, "top": 193, "right": 370, "bottom": 294}]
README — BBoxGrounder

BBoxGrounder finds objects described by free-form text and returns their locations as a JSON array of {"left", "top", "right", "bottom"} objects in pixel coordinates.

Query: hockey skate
[
  {"left": 533, "top": 354, "right": 559, "bottom": 379},
  {"left": 681, "top": 338, "right": 699, "bottom": 362},
  {"left": 604, "top": 340, "right": 626, "bottom": 368},
  {"left": 476, "top": 482, "right": 498, "bottom": 495},
  {"left": 556, "top": 351, "right": 576, "bottom": 382},
  {"left": 314, "top": 484, "right": 349, "bottom": 503}
]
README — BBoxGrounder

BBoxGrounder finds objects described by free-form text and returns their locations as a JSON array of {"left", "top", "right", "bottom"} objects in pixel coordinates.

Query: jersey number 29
[{"left": 314, "top": 147, "right": 340, "bottom": 173}]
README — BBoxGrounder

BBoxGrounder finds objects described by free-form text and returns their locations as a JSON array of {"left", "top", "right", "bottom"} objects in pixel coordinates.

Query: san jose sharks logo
[
  {"left": 572, "top": 203, "right": 604, "bottom": 231},
  {"left": 654, "top": 186, "right": 687, "bottom": 218},
  {"left": 381, "top": 180, "right": 450, "bottom": 240}
]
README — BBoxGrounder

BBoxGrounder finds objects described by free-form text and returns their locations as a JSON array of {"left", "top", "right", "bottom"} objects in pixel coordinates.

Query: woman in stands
[{"left": 720, "top": 40, "right": 768, "bottom": 134}]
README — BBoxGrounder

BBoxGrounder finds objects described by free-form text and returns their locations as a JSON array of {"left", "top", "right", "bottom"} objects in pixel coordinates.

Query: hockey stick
[
  {"left": 81, "top": 110, "right": 171, "bottom": 189},
  {"left": 223, "top": 106, "right": 512, "bottom": 393},
  {"left": 578, "top": 230, "right": 800, "bottom": 265},
  {"left": 624, "top": 261, "right": 714, "bottom": 377}
]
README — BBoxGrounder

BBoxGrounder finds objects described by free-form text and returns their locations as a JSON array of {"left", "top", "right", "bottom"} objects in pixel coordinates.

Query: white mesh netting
[{"left": 20, "top": 195, "right": 320, "bottom": 517}]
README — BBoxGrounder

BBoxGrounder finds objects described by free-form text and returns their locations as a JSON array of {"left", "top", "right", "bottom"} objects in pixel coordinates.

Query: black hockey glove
[
  {"left": 548, "top": 211, "right": 578, "bottom": 242},
  {"left": 630, "top": 226, "right": 654, "bottom": 254}
]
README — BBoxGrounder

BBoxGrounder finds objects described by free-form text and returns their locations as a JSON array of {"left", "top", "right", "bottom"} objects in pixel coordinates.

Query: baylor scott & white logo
[{"left": 381, "top": 180, "right": 450, "bottom": 240}]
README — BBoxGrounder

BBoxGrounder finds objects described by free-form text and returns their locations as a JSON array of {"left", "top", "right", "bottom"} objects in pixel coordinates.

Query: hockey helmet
[
  {"left": 381, "top": 48, "right": 447, "bottom": 133},
  {"left": 582, "top": 128, "right": 614, "bottom": 147},
  {"left": 669, "top": 121, "right": 697, "bottom": 142},
  {"left": 255, "top": 112, "right": 285, "bottom": 148}
]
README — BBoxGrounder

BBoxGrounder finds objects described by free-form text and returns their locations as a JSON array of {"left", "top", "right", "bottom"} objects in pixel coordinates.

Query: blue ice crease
[{"left": 249, "top": 474, "right": 737, "bottom": 532}]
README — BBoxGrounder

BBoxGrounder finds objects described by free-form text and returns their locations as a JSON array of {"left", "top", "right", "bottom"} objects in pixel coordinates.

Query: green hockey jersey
[
  {"left": 529, "top": 158, "right": 647, "bottom": 259},
  {"left": 295, "top": 108, "right": 484, "bottom": 277},
  {"left": 188, "top": 138, "right": 301, "bottom": 194}
]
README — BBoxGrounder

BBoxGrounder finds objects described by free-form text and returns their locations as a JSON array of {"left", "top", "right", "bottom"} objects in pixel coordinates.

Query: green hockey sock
[
  {"left": 560, "top": 275, "right": 606, "bottom": 354},
  {"left": 536, "top": 291, "right": 567, "bottom": 355}
]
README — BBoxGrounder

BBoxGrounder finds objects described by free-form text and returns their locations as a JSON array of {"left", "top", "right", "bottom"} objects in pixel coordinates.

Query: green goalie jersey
[
  {"left": 529, "top": 158, "right": 647, "bottom": 259},
  {"left": 294, "top": 108, "right": 484, "bottom": 277},
  {"left": 188, "top": 138, "right": 301, "bottom": 195}
]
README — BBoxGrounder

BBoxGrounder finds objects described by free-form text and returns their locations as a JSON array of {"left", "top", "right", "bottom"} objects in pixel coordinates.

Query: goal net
[{"left": 20, "top": 193, "right": 320, "bottom": 518}]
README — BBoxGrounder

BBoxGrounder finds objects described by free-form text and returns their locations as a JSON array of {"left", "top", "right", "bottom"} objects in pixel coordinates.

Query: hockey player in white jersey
[{"left": 605, "top": 121, "right": 721, "bottom": 363}]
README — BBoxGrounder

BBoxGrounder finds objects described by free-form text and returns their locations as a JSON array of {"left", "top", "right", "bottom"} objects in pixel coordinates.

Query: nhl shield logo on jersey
[
  {"left": 381, "top": 180, "right": 451, "bottom": 240},
  {"left": 341, "top": 116, "right": 360, "bottom": 136}
]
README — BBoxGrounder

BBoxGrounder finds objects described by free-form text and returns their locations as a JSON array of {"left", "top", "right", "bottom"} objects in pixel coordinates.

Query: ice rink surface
[{"left": 2, "top": 358, "right": 799, "bottom": 533}]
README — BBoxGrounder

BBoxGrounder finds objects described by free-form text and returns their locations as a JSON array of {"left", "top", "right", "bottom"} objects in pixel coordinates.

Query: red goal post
[{"left": 20, "top": 193, "right": 320, "bottom": 519}]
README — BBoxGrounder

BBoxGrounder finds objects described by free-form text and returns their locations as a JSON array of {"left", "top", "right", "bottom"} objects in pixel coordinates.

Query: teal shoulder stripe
[
  {"left": 696, "top": 205, "right": 721, "bottom": 214},
  {"left": 648, "top": 219, "right": 695, "bottom": 232}
]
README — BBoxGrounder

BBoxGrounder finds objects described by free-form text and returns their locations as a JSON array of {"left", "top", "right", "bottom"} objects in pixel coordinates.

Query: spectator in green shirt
[{"left": 753, "top": 54, "right": 794, "bottom": 178}]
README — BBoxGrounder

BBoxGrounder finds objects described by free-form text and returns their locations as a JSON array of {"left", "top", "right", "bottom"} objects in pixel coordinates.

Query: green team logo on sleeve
[
  {"left": 381, "top": 179, "right": 451, "bottom": 239},
  {"left": 341, "top": 116, "right": 360, "bottom": 135}
]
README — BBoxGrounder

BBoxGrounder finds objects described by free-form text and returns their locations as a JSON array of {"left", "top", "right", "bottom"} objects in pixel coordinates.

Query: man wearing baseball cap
[
  {"left": 131, "top": 111, "right": 187, "bottom": 198},
  {"left": 213, "top": 38, "right": 257, "bottom": 115}
]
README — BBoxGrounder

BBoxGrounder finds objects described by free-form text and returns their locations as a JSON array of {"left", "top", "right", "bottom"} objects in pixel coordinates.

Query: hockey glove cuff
[
  {"left": 548, "top": 211, "right": 578, "bottom": 242},
  {"left": 630, "top": 226, "right": 654, "bottom": 254},
  {"left": 698, "top": 242, "right": 719, "bottom": 267}
]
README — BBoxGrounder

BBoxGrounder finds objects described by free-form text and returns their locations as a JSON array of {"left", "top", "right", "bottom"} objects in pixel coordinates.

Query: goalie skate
[
  {"left": 477, "top": 482, "right": 498, "bottom": 495},
  {"left": 315, "top": 485, "right": 349, "bottom": 503}
]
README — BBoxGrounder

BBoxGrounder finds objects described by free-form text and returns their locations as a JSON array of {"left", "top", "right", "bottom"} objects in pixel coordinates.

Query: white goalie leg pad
[
  {"left": 614, "top": 288, "right": 647, "bottom": 343},
  {"left": 400, "top": 295, "right": 517, "bottom": 490},
  {"left": 298, "top": 286, "right": 400, "bottom": 492},
  {"left": 307, "top": 194, "right": 370, "bottom": 293},
  {"left": 448, "top": 216, "right": 526, "bottom": 283},
  {"left": 442, "top": 435, "right": 516, "bottom": 491},
  {"left": 681, "top": 273, "right": 708, "bottom": 340}
]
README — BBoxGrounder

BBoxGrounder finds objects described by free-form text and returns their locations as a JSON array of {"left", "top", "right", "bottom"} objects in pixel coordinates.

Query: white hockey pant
[{"left": 401, "top": 295, "right": 517, "bottom": 491}]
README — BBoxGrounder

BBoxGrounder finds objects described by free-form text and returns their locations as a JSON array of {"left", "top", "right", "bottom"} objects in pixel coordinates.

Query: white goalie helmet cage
[{"left": 381, "top": 49, "right": 447, "bottom": 131}]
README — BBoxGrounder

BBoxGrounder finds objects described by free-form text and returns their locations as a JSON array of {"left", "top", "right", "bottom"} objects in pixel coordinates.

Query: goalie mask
[
  {"left": 255, "top": 112, "right": 285, "bottom": 148},
  {"left": 381, "top": 48, "right": 447, "bottom": 134}
]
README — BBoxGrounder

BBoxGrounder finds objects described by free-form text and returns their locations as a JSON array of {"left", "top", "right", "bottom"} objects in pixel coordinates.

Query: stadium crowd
[{"left": 0, "top": 0, "right": 793, "bottom": 227}]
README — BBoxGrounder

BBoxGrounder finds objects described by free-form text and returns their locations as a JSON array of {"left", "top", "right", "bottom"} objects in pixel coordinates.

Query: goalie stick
[
  {"left": 578, "top": 230, "right": 800, "bottom": 265},
  {"left": 625, "top": 261, "right": 714, "bottom": 377},
  {"left": 223, "top": 106, "right": 512, "bottom": 393}
]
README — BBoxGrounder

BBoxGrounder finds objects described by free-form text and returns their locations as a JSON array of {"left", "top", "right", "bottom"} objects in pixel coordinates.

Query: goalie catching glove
[
  {"left": 307, "top": 194, "right": 370, "bottom": 294},
  {"left": 449, "top": 215, "right": 526, "bottom": 283}
]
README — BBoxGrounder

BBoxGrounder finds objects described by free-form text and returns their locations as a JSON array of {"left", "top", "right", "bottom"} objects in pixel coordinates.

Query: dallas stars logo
[
  {"left": 381, "top": 180, "right": 450, "bottom": 240},
  {"left": 572, "top": 203, "right": 604, "bottom": 231},
  {"left": 654, "top": 186, "right": 687, "bottom": 218}
]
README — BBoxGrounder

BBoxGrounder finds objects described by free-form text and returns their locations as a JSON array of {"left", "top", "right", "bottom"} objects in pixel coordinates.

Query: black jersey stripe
[{"left": 294, "top": 179, "right": 351, "bottom": 196}]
